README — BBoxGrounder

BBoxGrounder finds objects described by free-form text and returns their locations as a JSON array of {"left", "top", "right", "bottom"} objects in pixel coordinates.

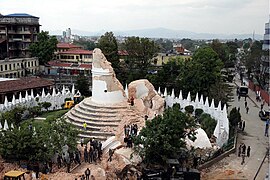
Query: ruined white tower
[{"left": 91, "top": 48, "right": 127, "bottom": 104}]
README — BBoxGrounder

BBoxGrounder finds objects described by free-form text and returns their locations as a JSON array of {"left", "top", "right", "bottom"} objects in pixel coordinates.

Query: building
[
  {"left": 0, "top": 77, "right": 53, "bottom": 103},
  {"left": 0, "top": 57, "right": 39, "bottom": 78},
  {"left": 0, "top": 13, "right": 40, "bottom": 78},
  {"left": 42, "top": 43, "right": 92, "bottom": 89},
  {"left": 262, "top": 19, "right": 270, "bottom": 50},
  {"left": 0, "top": 13, "right": 40, "bottom": 59}
]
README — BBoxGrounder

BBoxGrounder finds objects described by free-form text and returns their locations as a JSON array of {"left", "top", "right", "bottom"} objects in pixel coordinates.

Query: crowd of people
[
  {"left": 238, "top": 143, "right": 251, "bottom": 165},
  {"left": 82, "top": 139, "right": 103, "bottom": 164},
  {"left": 123, "top": 124, "right": 138, "bottom": 148},
  {"left": 57, "top": 149, "right": 82, "bottom": 173}
]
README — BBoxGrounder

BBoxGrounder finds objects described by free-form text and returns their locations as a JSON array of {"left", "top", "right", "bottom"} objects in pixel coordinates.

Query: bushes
[
  {"left": 195, "top": 108, "right": 204, "bottom": 118},
  {"left": 185, "top": 105, "right": 194, "bottom": 114},
  {"left": 199, "top": 113, "right": 217, "bottom": 138}
]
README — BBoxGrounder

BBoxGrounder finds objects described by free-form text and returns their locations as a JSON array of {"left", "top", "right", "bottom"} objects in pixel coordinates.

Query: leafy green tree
[
  {"left": 97, "top": 32, "right": 119, "bottom": 69},
  {"left": 195, "top": 108, "right": 204, "bottom": 118},
  {"left": 228, "top": 107, "right": 241, "bottom": 127},
  {"left": 41, "top": 102, "right": 52, "bottom": 111},
  {"left": 124, "top": 36, "right": 159, "bottom": 82},
  {"left": 76, "top": 74, "right": 91, "bottom": 96},
  {"left": 146, "top": 59, "right": 181, "bottom": 91},
  {"left": 185, "top": 105, "right": 194, "bottom": 114},
  {"left": 73, "top": 39, "right": 96, "bottom": 50},
  {"left": 0, "top": 106, "right": 26, "bottom": 126},
  {"left": 177, "top": 46, "right": 223, "bottom": 98},
  {"left": 199, "top": 113, "right": 217, "bottom": 138},
  {"left": 155, "top": 38, "right": 173, "bottom": 53},
  {"left": 0, "top": 117, "right": 79, "bottom": 162},
  {"left": 210, "top": 39, "right": 229, "bottom": 67},
  {"left": 133, "top": 104, "right": 197, "bottom": 165},
  {"left": 29, "top": 31, "right": 57, "bottom": 65},
  {"left": 28, "top": 106, "right": 42, "bottom": 118}
]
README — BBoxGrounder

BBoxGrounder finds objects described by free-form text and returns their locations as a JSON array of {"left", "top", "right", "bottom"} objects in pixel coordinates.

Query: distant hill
[{"left": 49, "top": 27, "right": 263, "bottom": 40}]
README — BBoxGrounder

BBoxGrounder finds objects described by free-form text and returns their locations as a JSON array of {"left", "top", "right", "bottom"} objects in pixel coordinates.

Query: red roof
[
  {"left": 59, "top": 49, "right": 93, "bottom": 55},
  {"left": 48, "top": 61, "right": 92, "bottom": 69},
  {"left": 79, "top": 64, "right": 92, "bottom": 68},
  {"left": 0, "top": 77, "right": 54, "bottom": 94},
  {"left": 57, "top": 43, "right": 81, "bottom": 49}
]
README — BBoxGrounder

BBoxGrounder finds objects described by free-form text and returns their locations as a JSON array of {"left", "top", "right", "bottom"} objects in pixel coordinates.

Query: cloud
[{"left": 0, "top": 0, "right": 268, "bottom": 35}]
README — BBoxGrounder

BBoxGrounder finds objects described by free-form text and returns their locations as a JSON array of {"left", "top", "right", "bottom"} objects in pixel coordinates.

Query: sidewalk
[{"left": 202, "top": 76, "right": 269, "bottom": 179}]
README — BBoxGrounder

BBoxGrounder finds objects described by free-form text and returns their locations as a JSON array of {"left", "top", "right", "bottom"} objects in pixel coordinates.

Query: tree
[
  {"left": 0, "top": 106, "right": 26, "bottom": 126},
  {"left": 73, "top": 39, "right": 96, "bottom": 50},
  {"left": 133, "top": 104, "right": 197, "bottom": 165},
  {"left": 0, "top": 117, "right": 79, "bottom": 162},
  {"left": 146, "top": 59, "right": 181, "bottom": 91},
  {"left": 29, "top": 31, "right": 57, "bottom": 65},
  {"left": 210, "top": 39, "right": 230, "bottom": 67},
  {"left": 124, "top": 36, "right": 159, "bottom": 82},
  {"left": 76, "top": 74, "right": 91, "bottom": 96},
  {"left": 177, "top": 46, "right": 223, "bottom": 98},
  {"left": 97, "top": 32, "right": 119, "bottom": 69},
  {"left": 41, "top": 102, "right": 52, "bottom": 111},
  {"left": 198, "top": 113, "right": 217, "bottom": 138}
]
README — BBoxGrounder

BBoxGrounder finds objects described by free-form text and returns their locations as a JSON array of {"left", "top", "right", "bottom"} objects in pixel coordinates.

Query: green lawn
[{"left": 40, "top": 109, "right": 69, "bottom": 118}]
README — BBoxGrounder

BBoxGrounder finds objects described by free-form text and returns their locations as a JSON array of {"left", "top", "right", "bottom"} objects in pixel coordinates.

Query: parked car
[{"left": 259, "top": 110, "right": 270, "bottom": 121}]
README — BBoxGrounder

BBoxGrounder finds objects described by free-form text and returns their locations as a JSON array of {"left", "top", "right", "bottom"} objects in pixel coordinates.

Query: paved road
[{"left": 202, "top": 76, "right": 269, "bottom": 180}]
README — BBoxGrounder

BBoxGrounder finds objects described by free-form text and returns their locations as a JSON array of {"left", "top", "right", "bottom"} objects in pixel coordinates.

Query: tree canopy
[
  {"left": 177, "top": 46, "right": 223, "bottom": 98},
  {"left": 133, "top": 104, "right": 197, "bottom": 165},
  {"left": 0, "top": 117, "right": 79, "bottom": 162},
  {"left": 76, "top": 74, "right": 91, "bottom": 96},
  {"left": 97, "top": 32, "right": 119, "bottom": 69},
  {"left": 29, "top": 31, "right": 57, "bottom": 65}
]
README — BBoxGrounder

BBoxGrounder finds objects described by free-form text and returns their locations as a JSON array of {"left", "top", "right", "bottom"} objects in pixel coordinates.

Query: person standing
[
  {"left": 242, "top": 144, "right": 246, "bottom": 155},
  {"left": 83, "top": 122, "right": 87, "bottom": 131},
  {"left": 265, "top": 119, "right": 269, "bottom": 137},
  {"left": 84, "top": 147, "right": 88, "bottom": 163},
  {"left": 246, "top": 106, "right": 249, "bottom": 114},
  {"left": 238, "top": 144, "right": 242, "bottom": 157},
  {"left": 238, "top": 95, "right": 241, "bottom": 101},
  {"left": 242, "top": 121, "right": 245, "bottom": 131},
  {"left": 108, "top": 149, "right": 114, "bottom": 162},
  {"left": 85, "top": 168, "right": 91, "bottom": 180},
  {"left": 244, "top": 101, "right": 247, "bottom": 108},
  {"left": 247, "top": 146, "right": 251, "bottom": 157},
  {"left": 261, "top": 104, "right": 264, "bottom": 111}
]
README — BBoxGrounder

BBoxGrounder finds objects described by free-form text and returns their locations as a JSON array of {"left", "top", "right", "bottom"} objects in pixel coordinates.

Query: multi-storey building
[
  {"left": 0, "top": 13, "right": 40, "bottom": 78},
  {"left": 262, "top": 19, "right": 270, "bottom": 50},
  {"left": 0, "top": 13, "right": 40, "bottom": 59}
]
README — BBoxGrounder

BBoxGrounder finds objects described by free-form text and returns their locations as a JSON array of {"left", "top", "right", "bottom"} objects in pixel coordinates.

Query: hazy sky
[{"left": 1, "top": 0, "right": 269, "bottom": 35}]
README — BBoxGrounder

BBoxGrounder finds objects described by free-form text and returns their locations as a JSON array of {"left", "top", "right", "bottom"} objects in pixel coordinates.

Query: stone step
[
  {"left": 78, "top": 130, "right": 114, "bottom": 139},
  {"left": 79, "top": 103, "right": 120, "bottom": 114},
  {"left": 74, "top": 107, "right": 118, "bottom": 118},
  {"left": 67, "top": 114, "right": 119, "bottom": 128},
  {"left": 82, "top": 100, "right": 127, "bottom": 110},
  {"left": 68, "top": 110, "right": 122, "bottom": 123}
]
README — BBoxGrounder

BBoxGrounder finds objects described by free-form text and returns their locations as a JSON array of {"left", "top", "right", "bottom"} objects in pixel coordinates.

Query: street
[{"left": 202, "top": 75, "right": 269, "bottom": 180}]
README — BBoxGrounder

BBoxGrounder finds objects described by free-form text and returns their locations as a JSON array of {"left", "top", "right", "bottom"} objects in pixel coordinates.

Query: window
[
  {"left": 5, "top": 65, "right": 7, "bottom": 70},
  {"left": 17, "top": 63, "right": 20, "bottom": 67},
  {"left": 9, "top": 64, "right": 11, "bottom": 70},
  {"left": 0, "top": 65, "right": 2, "bottom": 71},
  {"left": 28, "top": 62, "right": 30, "bottom": 67},
  {"left": 13, "top": 64, "right": 15, "bottom": 69},
  {"left": 31, "top": 61, "right": 33, "bottom": 67}
]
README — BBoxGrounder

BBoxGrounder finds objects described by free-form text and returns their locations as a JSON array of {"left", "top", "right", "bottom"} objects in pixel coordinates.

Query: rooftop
[
  {"left": 57, "top": 43, "right": 82, "bottom": 49},
  {"left": 59, "top": 49, "right": 93, "bottom": 55},
  {"left": 5, "top": 13, "right": 38, "bottom": 18},
  {"left": 0, "top": 77, "right": 53, "bottom": 94},
  {"left": 48, "top": 61, "right": 92, "bottom": 69}
]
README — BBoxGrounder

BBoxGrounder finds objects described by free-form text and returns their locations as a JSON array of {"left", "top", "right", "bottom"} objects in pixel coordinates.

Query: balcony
[{"left": 0, "top": 30, "right": 6, "bottom": 34}]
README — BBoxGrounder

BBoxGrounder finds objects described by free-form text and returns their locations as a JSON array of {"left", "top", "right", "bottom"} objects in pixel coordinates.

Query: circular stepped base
[{"left": 66, "top": 97, "right": 129, "bottom": 141}]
